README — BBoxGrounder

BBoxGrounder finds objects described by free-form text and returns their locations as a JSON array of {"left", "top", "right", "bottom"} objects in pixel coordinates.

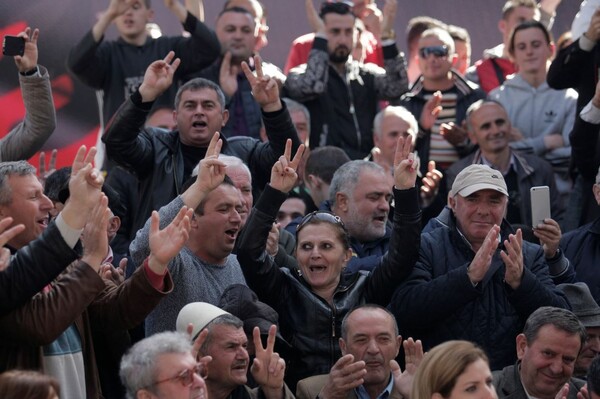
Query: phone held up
[
  {"left": 530, "top": 186, "right": 551, "bottom": 228},
  {"left": 2, "top": 36, "right": 25, "bottom": 57}
]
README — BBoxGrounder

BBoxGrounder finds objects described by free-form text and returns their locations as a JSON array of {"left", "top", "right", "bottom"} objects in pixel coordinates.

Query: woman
[
  {"left": 0, "top": 370, "right": 60, "bottom": 399},
  {"left": 412, "top": 341, "right": 497, "bottom": 399},
  {"left": 236, "top": 137, "right": 421, "bottom": 387}
]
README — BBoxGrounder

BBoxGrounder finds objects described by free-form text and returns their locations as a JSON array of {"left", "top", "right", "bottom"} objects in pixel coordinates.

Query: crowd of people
[{"left": 2, "top": 0, "right": 600, "bottom": 398}]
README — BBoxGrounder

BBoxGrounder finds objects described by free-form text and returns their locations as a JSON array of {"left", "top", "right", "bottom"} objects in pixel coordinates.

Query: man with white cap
[
  {"left": 176, "top": 302, "right": 294, "bottom": 399},
  {"left": 390, "top": 163, "right": 570, "bottom": 371},
  {"left": 560, "top": 282, "right": 600, "bottom": 379}
]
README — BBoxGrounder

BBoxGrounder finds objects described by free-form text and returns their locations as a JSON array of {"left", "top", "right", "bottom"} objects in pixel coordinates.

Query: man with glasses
[
  {"left": 284, "top": 0, "right": 408, "bottom": 160},
  {"left": 120, "top": 331, "right": 208, "bottom": 399},
  {"left": 399, "top": 27, "right": 485, "bottom": 179}
]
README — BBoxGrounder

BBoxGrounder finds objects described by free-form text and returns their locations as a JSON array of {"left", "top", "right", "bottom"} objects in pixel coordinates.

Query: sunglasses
[
  {"left": 296, "top": 211, "right": 346, "bottom": 234},
  {"left": 151, "top": 363, "right": 207, "bottom": 388},
  {"left": 419, "top": 45, "right": 449, "bottom": 58}
]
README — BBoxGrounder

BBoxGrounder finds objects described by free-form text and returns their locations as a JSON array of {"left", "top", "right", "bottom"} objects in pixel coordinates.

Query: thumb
[
  {"left": 390, "top": 359, "right": 401, "bottom": 378},
  {"left": 428, "top": 160, "right": 436, "bottom": 173}
]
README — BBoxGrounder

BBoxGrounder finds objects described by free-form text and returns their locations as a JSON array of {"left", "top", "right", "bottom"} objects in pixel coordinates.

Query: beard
[{"left": 329, "top": 46, "right": 351, "bottom": 63}]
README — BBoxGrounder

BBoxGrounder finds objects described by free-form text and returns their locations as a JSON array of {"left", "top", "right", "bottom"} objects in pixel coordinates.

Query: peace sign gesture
[
  {"left": 241, "top": 55, "right": 282, "bottom": 112},
  {"left": 250, "top": 325, "right": 286, "bottom": 396},
  {"left": 269, "top": 139, "right": 305, "bottom": 194},
  {"left": 393, "top": 136, "right": 418, "bottom": 190}
]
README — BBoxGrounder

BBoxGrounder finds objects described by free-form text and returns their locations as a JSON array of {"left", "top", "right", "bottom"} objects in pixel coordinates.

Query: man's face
[
  {"left": 277, "top": 197, "right": 306, "bottom": 229},
  {"left": 147, "top": 352, "right": 206, "bottom": 399},
  {"left": 324, "top": 13, "right": 356, "bottom": 63},
  {"left": 517, "top": 325, "right": 581, "bottom": 399},
  {"left": 576, "top": 327, "right": 600, "bottom": 376},
  {"left": 454, "top": 39, "right": 471, "bottom": 76},
  {"left": 204, "top": 325, "right": 249, "bottom": 390},
  {"left": 337, "top": 169, "right": 392, "bottom": 243},
  {"left": 193, "top": 185, "right": 243, "bottom": 264},
  {"left": 468, "top": 103, "right": 510, "bottom": 156},
  {"left": 500, "top": 6, "right": 538, "bottom": 45},
  {"left": 115, "top": 0, "right": 153, "bottom": 42},
  {"left": 225, "top": 165, "right": 253, "bottom": 226},
  {"left": 175, "top": 88, "right": 228, "bottom": 148},
  {"left": 290, "top": 110, "right": 309, "bottom": 145},
  {"left": 448, "top": 189, "right": 508, "bottom": 251},
  {"left": 374, "top": 114, "right": 414, "bottom": 168},
  {"left": 511, "top": 27, "right": 552, "bottom": 74},
  {"left": 146, "top": 108, "right": 177, "bottom": 131},
  {"left": 216, "top": 11, "right": 256, "bottom": 63},
  {"left": 0, "top": 174, "right": 53, "bottom": 249},
  {"left": 340, "top": 308, "right": 401, "bottom": 389},
  {"left": 418, "top": 36, "right": 454, "bottom": 83}
]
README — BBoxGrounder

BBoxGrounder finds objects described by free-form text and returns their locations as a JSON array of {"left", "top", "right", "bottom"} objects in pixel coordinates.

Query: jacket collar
[
  {"left": 409, "top": 69, "right": 479, "bottom": 97},
  {"left": 471, "top": 149, "right": 534, "bottom": 178}
]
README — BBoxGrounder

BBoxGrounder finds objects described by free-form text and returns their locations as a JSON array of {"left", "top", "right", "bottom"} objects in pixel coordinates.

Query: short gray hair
[
  {"left": 282, "top": 98, "right": 311, "bottom": 132},
  {"left": 329, "top": 160, "right": 385, "bottom": 207},
  {"left": 219, "top": 155, "right": 252, "bottom": 184},
  {"left": 200, "top": 313, "right": 244, "bottom": 355},
  {"left": 119, "top": 332, "right": 193, "bottom": 399},
  {"left": 522, "top": 307, "right": 587, "bottom": 349},
  {"left": 0, "top": 161, "right": 36, "bottom": 205},
  {"left": 373, "top": 105, "right": 418, "bottom": 142}
]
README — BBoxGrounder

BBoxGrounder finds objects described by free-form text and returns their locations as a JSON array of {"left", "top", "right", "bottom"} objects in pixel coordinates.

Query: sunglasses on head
[
  {"left": 150, "top": 363, "right": 207, "bottom": 388},
  {"left": 419, "top": 45, "right": 449, "bottom": 58},
  {"left": 296, "top": 211, "right": 346, "bottom": 234}
]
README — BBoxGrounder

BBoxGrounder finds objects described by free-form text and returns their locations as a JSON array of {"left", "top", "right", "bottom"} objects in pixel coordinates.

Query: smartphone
[
  {"left": 530, "top": 186, "right": 551, "bottom": 227},
  {"left": 2, "top": 36, "right": 25, "bottom": 57}
]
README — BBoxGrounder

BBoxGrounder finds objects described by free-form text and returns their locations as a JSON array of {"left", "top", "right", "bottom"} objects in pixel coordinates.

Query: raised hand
[
  {"left": 269, "top": 139, "right": 305, "bottom": 193},
  {"left": 266, "top": 223, "right": 280, "bottom": 257},
  {"left": 196, "top": 132, "right": 226, "bottom": 193},
  {"left": 163, "top": 0, "right": 188, "bottom": 22},
  {"left": 420, "top": 92, "right": 442, "bottom": 131},
  {"left": 99, "top": 262, "right": 125, "bottom": 286},
  {"left": 380, "top": 0, "right": 397, "bottom": 38},
  {"left": 14, "top": 27, "right": 39, "bottom": 73},
  {"left": 219, "top": 52, "right": 240, "bottom": 98},
  {"left": 251, "top": 325, "right": 286, "bottom": 396},
  {"left": 106, "top": 0, "right": 136, "bottom": 19},
  {"left": 148, "top": 206, "right": 193, "bottom": 274},
  {"left": 391, "top": 337, "right": 424, "bottom": 399},
  {"left": 241, "top": 55, "right": 281, "bottom": 112},
  {"left": 393, "top": 136, "right": 418, "bottom": 190},
  {"left": 467, "top": 224, "right": 500, "bottom": 285},
  {"left": 501, "top": 229, "right": 524, "bottom": 289},
  {"left": 81, "top": 195, "right": 111, "bottom": 271},
  {"left": 319, "top": 354, "right": 366, "bottom": 399},
  {"left": 0, "top": 217, "right": 25, "bottom": 271},
  {"left": 37, "top": 149, "right": 57, "bottom": 186},
  {"left": 305, "top": 0, "right": 325, "bottom": 35},
  {"left": 440, "top": 122, "right": 468, "bottom": 146},
  {"left": 533, "top": 218, "right": 561, "bottom": 259},
  {"left": 138, "top": 51, "right": 181, "bottom": 102},
  {"left": 420, "top": 160, "right": 443, "bottom": 200}
]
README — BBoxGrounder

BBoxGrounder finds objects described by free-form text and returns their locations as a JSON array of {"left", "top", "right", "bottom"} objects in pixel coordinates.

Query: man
[
  {"left": 391, "top": 164, "right": 570, "bottom": 370},
  {"left": 404, "top": 16, "right": 447, "bottom": 85},
  {"left": 3, "top": 27, "right": 56, "bottom": 162},
  {"left": 190, "top": 6, "right": 284, "bottom": 139},
  {"left": 490, "top": 21, "right": 576, "bottom": 206},
  {"left": 466, "top": 0, "right": 559, "bottom": 93},
  {"left": 277, "top": 197, "right": 307, "bottom": 229},
  {"left": 0, "top": 147, "right": 190, "bottom": 398},
  {"left": 296, "top": 305, "right": 422, "bottom": 399},
  {"left": 493, "top": 306, "right": 586, "bottom": 399},
  {"left": 559, "top": 283, "right": 600, "bottom": 379},
  {"left": 224, "top": 0, "right": 270, "bottom": 53},
  {"left": 131, "top": 136, "right": 247, "bottom": 335},
  {"left": 284, "top": 1, "right": 408, "bottom": 160},
  {"left": 120, "top": 331, "right": 208, "bottom": 399},
  {"left": 399, "top": 27, "right": 485, "bottom": 177},
  {"left": 103, "top": 51, "right": 300, "bottom": 239},
  {"left": 560, "top": 165, "right": 600, "bottom": 304},
  {"left": 176, "top": 302, "right": 294, "bottom": 399},
  {"left": 448, "top": 24, "right": 471, "bottom": 76},
  {"left": 446, "top": 100, "right": 565, "bottom": 241},
  {"left": 67, "top": 0, "right": 220, "bottom": 125}
]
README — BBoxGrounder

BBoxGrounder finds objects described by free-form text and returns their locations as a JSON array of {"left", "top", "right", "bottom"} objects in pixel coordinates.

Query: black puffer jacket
[
  {"left": 236, "top": 184, "right": 421, "bottom": 389},
  {"left": 102, "top": 98, "right": 300, "bottom": 237},
  {"left": 390, "top": 210, "right": 570, "bottom": 370}
]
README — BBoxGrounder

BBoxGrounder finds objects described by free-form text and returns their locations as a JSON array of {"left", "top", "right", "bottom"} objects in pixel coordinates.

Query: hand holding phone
[
  {"left": 530, "top": 186, "right": 551, "bottom": 227},
  {"left": 2, "top": 36, "right": 25, "bottom": 57}
]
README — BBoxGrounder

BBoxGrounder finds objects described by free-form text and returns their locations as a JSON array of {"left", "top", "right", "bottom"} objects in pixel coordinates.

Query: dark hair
[
  {"left": 174, "top": 78, "right": 226, "bottom": 111},
  {"left": 508, "top": 20, "right": 552, "bottom": 56},
  {"left": 0, "top": 370, "right": 60, "bottom": 399},
  {"left": 523, "top": 307, "right": 587, "bottom": 349},
  {"left": 295, "top": 211, "right": 350, "bottom": 251},
  {"left": 406, "top": 16, "right": 447, "bottom": 53},
  {"left": 588, "top": 356, "right": 600, "bottom": 396},
  {"left": 319, "top": 1, "right": 354, "bottom": 19},
  {"left": 43, "top": 166, "right": 71, "bottom": 202},
  {"left": 304, "top": 146, "right": 350, "bottom": 184}
]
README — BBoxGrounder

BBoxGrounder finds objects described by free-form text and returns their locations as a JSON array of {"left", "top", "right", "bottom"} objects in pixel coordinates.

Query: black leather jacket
[
  {"left": 102, "top": 97, "right": 300, "bottom": 237},
  {"left": 236, "top": 184, "right": 421, "bottom": 388}
]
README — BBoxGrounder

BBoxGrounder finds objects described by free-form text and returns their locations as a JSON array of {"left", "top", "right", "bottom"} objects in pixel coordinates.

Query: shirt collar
[{"left": 355, "top": 374, "right": 394, "bottom": 399}]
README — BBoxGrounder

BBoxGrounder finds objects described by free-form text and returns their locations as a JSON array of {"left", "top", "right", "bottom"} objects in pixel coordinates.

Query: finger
[
  {"left": 39, "top": 152, "right": 47, "bottom": 176},
  {"left": 83, "top": 146, "right": 97, "bottom": 167},
  {"left": 71, "top": 145, "right": 87, "bottom": 174},
  {"left": 118, "top": 257, "right": 128, "bottom": 275},
  {"left": 389, "top": 359, "right": 401, "bottom": 379},
  {"left": 169, "top": 58, "right": 181, "bottom": 74},
  {"left": 393, "top": 136, "right": 406, "bottom": 167},
  {"left": 163, "top": 50, "right": 175, "bottom": 64},
  {"left": 266, "top": 324, "right": 277, "bottom": 352},
  {"left": 192, "top": 328, "right": 209, "bottom": 360},
  {"left": 333, "top": 354, "right": 356, "bottom": 370},
  {"left": 289, "top": 144, "right": 306, "bottom": 170},
  {"left": 206, "top": 132, "right": 221, "bottom": 158},
  {"left": 0, "top": 223, "right": 26, "bottom": 247},
  {"left": 30, "top": 28, "right": 39, "bottom": 44},
  {"left": 283, "top": 139, "right": 292, "bottom": 162},
  {"left": 241, "top": 61, "right": 255, "bottom": 84},
  {"left": 254, "top": 54, "right": 264, "bottom": 78},
  {"left": 150, "top": 210, "right": 160, "bottom": 237},
  {"left": 49, "top": 149, "right": 57, "bottom": 171},
  {"left": 253, "top": 326, "right": 264, "bottom": 352},
  {"left": 0, "top": 248, "right": 11, "bottom": 271}
]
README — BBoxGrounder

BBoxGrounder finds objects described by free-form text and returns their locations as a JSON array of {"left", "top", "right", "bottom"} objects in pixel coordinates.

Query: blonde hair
[{"left": 412, "top": 341, "right": 489, "bottom": 399}]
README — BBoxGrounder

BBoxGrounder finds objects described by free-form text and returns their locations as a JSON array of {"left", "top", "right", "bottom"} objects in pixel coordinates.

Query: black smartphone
[{"left": 2, "top": 36, "right": 25, "bottom": 57}]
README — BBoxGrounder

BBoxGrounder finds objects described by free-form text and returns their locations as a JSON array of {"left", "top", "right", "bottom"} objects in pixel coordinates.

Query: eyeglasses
[
  {"left": 151, "top": 363, "right": 207, "bottom": 388},
  {"left": 296, "top": 211, "right": 346, "bottom": 234},
  {"left": 419, "top": 45, "right": 449, "bottom": 59}
]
